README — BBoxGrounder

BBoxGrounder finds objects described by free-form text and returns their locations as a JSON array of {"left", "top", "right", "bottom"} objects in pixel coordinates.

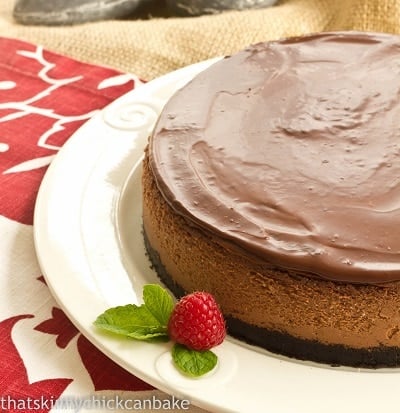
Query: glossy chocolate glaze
[{"left": 149, "top": 31, "right": 400, "bottom": 284}]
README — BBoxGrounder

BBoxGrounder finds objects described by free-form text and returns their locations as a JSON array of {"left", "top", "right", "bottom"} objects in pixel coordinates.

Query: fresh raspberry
[{"left": 168, "top": 291, "right": 226, "bottom": 351}]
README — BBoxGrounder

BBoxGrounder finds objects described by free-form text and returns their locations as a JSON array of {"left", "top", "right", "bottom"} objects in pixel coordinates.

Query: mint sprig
[
  {"left": 94, "top": 284, "right": 173, "bottom": 341},
  {"left": 94, "top": 283, "right": 221, "bottom": 377}
]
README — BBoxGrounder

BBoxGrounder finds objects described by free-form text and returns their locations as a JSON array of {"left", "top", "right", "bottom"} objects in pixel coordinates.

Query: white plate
[{"left": 34, "top": 60, "right": 399, "bottom": 413}]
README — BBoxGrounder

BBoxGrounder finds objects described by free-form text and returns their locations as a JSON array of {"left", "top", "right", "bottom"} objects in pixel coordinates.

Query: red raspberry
[{"left": 168, "top": 291, "right": 226, "bottom": 351}]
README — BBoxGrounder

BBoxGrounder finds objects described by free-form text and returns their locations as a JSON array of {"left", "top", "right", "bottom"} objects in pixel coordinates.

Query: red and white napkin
[{"left": 0, "top": 37, "right": 203, "bottom": 413}]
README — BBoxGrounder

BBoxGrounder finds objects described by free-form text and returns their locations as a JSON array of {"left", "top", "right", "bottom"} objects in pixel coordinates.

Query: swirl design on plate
[{"left": 103, "top": 99, "right": 163, "bottom": 131}]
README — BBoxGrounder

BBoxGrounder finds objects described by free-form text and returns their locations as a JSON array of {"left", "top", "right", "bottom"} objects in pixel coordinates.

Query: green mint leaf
[
  {"left": 127, "top": 327, "right": 169, "bottom": 341},
  {"left": 143, "top": 284, "right": 174, "bottom": 326},
  {"left": 171, "top": 343, "right": 218, "bottom": 377},
  {"left": 94, "top": 304, "right": 168, "bottom": 340}
]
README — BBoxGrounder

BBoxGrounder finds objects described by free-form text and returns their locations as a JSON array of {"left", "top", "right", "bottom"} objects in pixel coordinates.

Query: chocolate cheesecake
[{"left": 142, "top": 31, "right": 400, "bottom": 367}]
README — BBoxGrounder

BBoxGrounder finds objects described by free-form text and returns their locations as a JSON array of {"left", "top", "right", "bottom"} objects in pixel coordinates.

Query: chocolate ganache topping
[{"left": 149, "top": 31, "right": 400, "bottom": 284}]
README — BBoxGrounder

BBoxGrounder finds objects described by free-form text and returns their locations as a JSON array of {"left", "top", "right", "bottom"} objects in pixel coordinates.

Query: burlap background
[{"left": 1, "top": 0, "right": 400, "bottom": 80}]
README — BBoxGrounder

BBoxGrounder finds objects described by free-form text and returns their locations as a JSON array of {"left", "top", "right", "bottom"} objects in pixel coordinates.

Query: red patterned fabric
[
  {"left": 0, "top": 36, "right": 155, "bottom": 411},
  {"left": 0, "top": 37, "right": 138, "bottom": 225},
  {"left": 0, "top": 315, "right": 72, "bottom": 413}
]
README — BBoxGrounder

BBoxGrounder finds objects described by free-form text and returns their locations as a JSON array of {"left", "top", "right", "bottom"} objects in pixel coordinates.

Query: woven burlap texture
[{"left": 0, "top": 0, "right": 399, "bottom": 80}]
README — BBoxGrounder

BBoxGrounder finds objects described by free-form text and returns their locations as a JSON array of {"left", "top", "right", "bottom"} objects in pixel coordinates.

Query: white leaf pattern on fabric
[
  {"left": 0, "top": 81, "right": 16, "bottom": 90},
  {"left": 0, "top": 45, "right": 100, "bottom": 174},
  {"left": 18, "top": 46, "right": 83, "bottom": 87},
  {"left": 0, "top": 143, "right": 9, "bottom": 152},
  {"left": 3, "top": 155, "right": 56, "bottom": 174},
  {"left": 98, "top": 73, "right": 143, "bottom": 89},
  {"left": 0, "top": 45, "right": 137, "bottom": 176}
]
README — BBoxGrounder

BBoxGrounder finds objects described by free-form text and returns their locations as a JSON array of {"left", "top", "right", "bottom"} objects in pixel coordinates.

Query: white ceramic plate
[{"left": 34, "top": 60, "right": 399, "bottom": 413}]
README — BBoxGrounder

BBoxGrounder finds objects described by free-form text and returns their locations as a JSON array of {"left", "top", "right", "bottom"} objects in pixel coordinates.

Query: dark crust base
[{"left": 143, "top": 228, "right": 400, "bottom": 369}]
